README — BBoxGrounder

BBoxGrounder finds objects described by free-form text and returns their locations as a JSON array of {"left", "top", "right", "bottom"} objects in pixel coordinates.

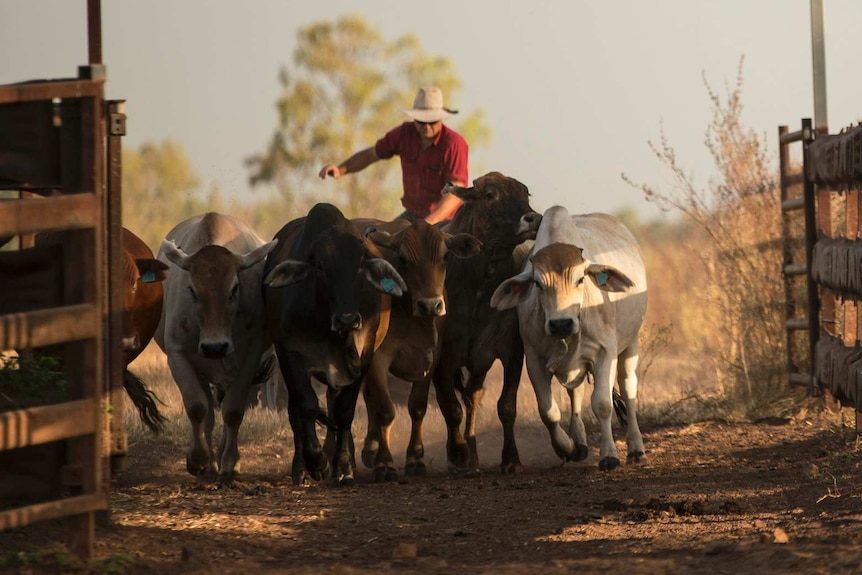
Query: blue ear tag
[
  {"left": 382, "top": 277, "right": 397, "bottom": 293},
  {"left": 142, "top": 271, "right": 157, "bottom": 283},
  {"left": 595, "top": 272, "right": 609, "bottom": 286}
]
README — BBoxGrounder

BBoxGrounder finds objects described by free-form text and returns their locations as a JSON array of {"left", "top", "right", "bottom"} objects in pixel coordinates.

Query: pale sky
[{"left": 3, "top": 1, "right": 861, "bottom": 222}]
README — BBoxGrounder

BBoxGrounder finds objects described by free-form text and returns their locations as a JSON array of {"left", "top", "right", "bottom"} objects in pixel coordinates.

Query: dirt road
[{"left": 4, "top": 406, "right": 862, "bottom": 575}]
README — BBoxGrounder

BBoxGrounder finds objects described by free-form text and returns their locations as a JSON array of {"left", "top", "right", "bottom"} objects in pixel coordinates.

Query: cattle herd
[{"left": 124, "top": 171, "right": 649, "bottom": 485}]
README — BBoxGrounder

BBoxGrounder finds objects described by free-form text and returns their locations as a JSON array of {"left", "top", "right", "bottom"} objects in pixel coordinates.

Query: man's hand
[{"left": 319, "top": 164, "right": 342, "bottom": 179}]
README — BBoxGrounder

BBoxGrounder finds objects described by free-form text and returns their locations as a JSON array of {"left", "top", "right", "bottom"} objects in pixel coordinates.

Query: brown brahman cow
[
  {"left": 155, "top": 213, "right": 278, "bottom": 484},
  {"left": 491, "top": 205, "right": 648, "bottom": 471},
  {"left": 360, "top": 219, "right": 481, "bottom": 481},
  {"left": 264, "top": 203, "right": 406, "bottom": 486},
  {"left": 19, "top": 228, "right": 169, "bottom": 432}
]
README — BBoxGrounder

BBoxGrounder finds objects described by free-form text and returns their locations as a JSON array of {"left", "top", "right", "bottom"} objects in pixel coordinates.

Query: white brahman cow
[
  {"left": 491, "top": 205, "right": 647, "bottom": 471},
  {"left": 155, "top": 212, "right": 278, "bottom": 484}
]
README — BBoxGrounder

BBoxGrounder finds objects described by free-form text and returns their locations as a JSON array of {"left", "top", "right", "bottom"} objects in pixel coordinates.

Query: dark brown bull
[
  {"left": 264, "top": 203, "right": 406, "bottom": 486},
  {"left": 358, "top": 219, "right": 481, "bottom": 481},
  {"left": 433, "top": 171, "right": 536, "bottom": 474}
]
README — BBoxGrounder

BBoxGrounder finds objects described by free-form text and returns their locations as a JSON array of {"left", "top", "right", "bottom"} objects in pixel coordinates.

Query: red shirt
[{"left": 375, "top": 122, "right": 469, "bottom": 219}]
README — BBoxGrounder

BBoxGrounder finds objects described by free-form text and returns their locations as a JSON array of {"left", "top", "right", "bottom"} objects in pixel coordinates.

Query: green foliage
[
  {"left": 245, "top": 14, "right": 491, "bottom": 220},
  {"left": 91, "top": 553, "right": 136, "bottom": 574},
  {"left": 0, "top": 352, "right": 67, "bottom": 407},
  {"left": 0, "top": 544, "right": 82, "bottom": 571},
  {"left": 624, "top": 56, "right": 790, "bottom": 416},
  {"left": 121, "top": 140, "right": 207, "bottom": 252}
]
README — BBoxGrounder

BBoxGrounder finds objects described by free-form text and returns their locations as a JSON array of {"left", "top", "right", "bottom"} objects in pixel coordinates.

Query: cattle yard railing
[
  {"left": 0, "top": 0, "right": 124, "bottom": 561},
  {"left": 781, "top": 117, "right": 862, "bottom": 432}
]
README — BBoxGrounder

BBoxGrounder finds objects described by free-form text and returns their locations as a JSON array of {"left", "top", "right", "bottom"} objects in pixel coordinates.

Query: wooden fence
[
  {"left": 0, "top": 0, "right": 124, "bottom": 561},
  {"left": 781, "top": 118, "right": 862, "bottom": 431}
]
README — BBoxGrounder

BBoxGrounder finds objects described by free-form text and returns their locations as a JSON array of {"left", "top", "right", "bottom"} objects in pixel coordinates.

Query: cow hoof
[
  {"left": 599, "top": 457, "right": 620, "bottom": 471},
  {"left": 303, "top": 452, "right": 331, "bottom": 481},
  {"left": 500, "top": 461, "right": 523, "bottom": 475},
  {"left": 567, "top": 443, "right": 589, "bottom": 462},
  {"left": 216, "top": 471, "right": 237, "bottom": 487},
  {"left": 627, "top": 451, "right": 648, "bottom": 466},
  {"left": 405, "top": 462, "right": 427, "bottom": 477},
  {"left": 331, "top": 474, "right": 355, "bottom": 488},
  {"left": 361, "top": 448, "right": 377, "bottom": 469},
  {"left": 186, "top": 452, "right": 213, "bottom": 477}
]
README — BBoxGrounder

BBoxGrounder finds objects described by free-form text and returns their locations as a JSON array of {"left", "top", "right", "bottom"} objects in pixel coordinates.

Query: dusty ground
[
  {"left": 3, "top": 348, "right": 862, "bottom": 574},
  {"left": 4, "top": 403, "right": 862, "bottom": 574}
]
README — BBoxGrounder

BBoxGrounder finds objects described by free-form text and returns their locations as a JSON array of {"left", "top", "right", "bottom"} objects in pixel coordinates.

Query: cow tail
[
  {"left": 612, "top": 387, "right": 628, "bottom": 428},
  {"left": 315, "top": 408, "right": 338, "bottom": 431},
  {"left": 123, "top": 369, "right": 167, "bottom": 434},
  {"left": 253, "top": 351, "right": 277, "bottom": 387}
]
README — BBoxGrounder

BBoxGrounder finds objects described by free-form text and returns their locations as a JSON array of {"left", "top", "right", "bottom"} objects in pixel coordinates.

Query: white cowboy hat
[{"left": 402, "top": 86, "right": 458, "bottom": 123}]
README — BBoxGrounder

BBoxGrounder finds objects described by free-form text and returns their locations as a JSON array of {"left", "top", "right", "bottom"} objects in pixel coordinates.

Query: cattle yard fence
[
  {"left": 781, "top": 118, "right": 862, "bottom": 432},
  {"left": 0, "top": 0, "right": 126, "bottom": 561}
]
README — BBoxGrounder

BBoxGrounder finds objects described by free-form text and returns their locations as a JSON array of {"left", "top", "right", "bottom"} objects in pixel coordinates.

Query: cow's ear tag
[
  {"left": 142, "top": 271, "right": 157, "bottom": 283},
  {"left": 595, "top": 272, "right": 609, "bottom": 286},
  {"left": 382, "top": 277, "right": 397, "bottom": 293}
]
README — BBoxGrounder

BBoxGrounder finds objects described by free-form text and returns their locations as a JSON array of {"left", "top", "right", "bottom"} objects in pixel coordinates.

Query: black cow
[
  {"left": 433, "top": 171, "right": 537, "bottom": 474},
  {"left": 264, "top": 203, "right": 406, "bottom": 486}
]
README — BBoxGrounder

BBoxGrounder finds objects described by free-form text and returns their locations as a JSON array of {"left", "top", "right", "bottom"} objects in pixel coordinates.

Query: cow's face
[
  {"left": 449, "top": 171, "right": 537, "bottom": 250},
  {"left": 491, "top": 243, "right": 634, "bottom": 339},
  {"left": 265, "top": 227, "right": 406, "bottom": 378},
  {"left": 368, "top": 220, "right": 481, "bottom": 317},
  {"left": 162, "top": 240, "right": 277, "bottom": 359}
]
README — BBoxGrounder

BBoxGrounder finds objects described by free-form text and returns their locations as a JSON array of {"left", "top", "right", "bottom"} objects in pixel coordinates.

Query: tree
[
  {"left": 245, "top": 14, "right": 491, "bottom": 219},
  {"left": 122, "top": 140, "right": 205, "bottom": 252},
  {"left": 623, "top": 57, "right": 789, "bottom": 415}
]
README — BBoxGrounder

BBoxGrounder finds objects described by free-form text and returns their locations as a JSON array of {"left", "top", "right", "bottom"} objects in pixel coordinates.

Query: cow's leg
[
  {"left": 498, "top": 338, "right": 525, "bottom": 473},
  {"left": 167, "top": 353, "right": 216, "bottom": 477},
  {"left": 405, "top": 377, "right": 430, "bottom": 476},
  {"left": 592, "top": 351, "right": 621, "bottom": 471},
  {"left": 283, "top": 353, "right": 330, "bottom": 482},
  {"left": 565, "top": 383, "right": 588, "bottom": 461},
  {"left": 361, "top": 385, "right": 381, "bottom": 468},
  {"left": 461, "top": 371, "right": 486, "bottom": 473},
  {"left": 363, "top": 359, "right": 397, "bottom": 482},
  {"left": 525, "top": 350, "right": 577, "bottom": 460},
  {"left": 618, "top": 347, "right": 646, "bottom": 465},
  {"left": 286, "top": 389, "right": 309, "bottom": 485},
  {"left": 216, "top": 372, "right": 255, "bottom": 485},
  {"left": 331, "top": 378, "right": 363, "bottom": 487},
  {"left": 432, "top": 365, "right": 469, "bottom": 472}
]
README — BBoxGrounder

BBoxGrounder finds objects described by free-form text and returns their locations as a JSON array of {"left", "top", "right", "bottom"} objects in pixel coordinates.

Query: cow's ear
[
  {"left": 362, "top": 258, "right": 407, "bottom": 297},
  {"left": 586, "top": 263, "right": 634, "bottom": 292},
  {"left": 490, "top": 272, "right": 533, "bottom": 310},
  {"left": 446, "top": 233, "right": 482, "bottom": 259},
  {"left": 239, "top": 240, "right": 278, "bottom": 271},
  {"left": 265, "top": 260, "right": 311, "bottom": 287},
  {"left": 366, "top": 230, "right": 394, "bottom": 249},
  {"left": 136, "top": 258, "right": 170, "bottom": 283},
  {"left": 161, "top": 240, "right": 191, "bottom": 270}
]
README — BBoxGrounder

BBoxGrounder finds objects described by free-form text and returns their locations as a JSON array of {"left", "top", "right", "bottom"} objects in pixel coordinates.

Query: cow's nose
[
  {"left": 547, "top": 318, "right": 575, "bottom": 337},
  {"left": 200, "top": 341, "right": 230, "bottom": 358},
  {"left": 332, "top": 312, "right": 362, "bottom": 333},
  {"left": 416, "top": 298, "right": 446, "bottom": 317}
]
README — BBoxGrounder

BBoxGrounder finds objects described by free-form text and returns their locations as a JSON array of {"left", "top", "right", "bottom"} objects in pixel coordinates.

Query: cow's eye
[
  {"left": 534, "top": 280, "right": 544, "bottom": 291},
  {"left": 188, "top": 286, "right": 199, "bottom": 302},
  {"left": 577, "top": 276, "right": 585, "bottom": 286}
]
